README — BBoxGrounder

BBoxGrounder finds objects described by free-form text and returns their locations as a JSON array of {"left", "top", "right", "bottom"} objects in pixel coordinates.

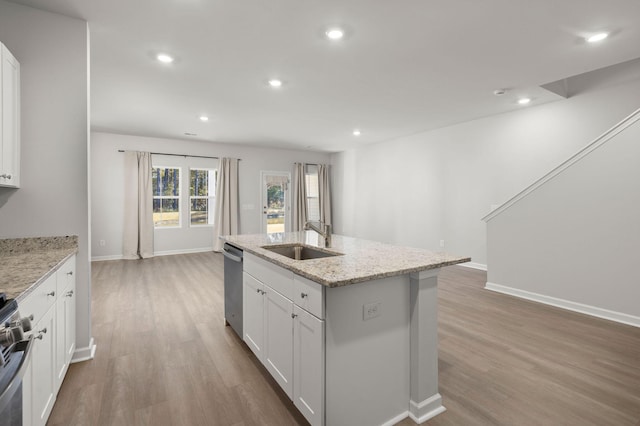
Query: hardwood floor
[{"left": 48, "top": 253, "right": 640, "bottom": 426}]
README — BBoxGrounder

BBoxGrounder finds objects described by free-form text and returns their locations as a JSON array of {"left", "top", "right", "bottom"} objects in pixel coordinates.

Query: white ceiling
[{"left": 8, "top": 0, "right": 640, "bottom": 152}]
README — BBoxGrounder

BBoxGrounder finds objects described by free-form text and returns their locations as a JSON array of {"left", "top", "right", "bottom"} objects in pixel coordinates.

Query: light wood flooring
[{"left": 48, "top": 252, "right": 640, "bottom": 426}]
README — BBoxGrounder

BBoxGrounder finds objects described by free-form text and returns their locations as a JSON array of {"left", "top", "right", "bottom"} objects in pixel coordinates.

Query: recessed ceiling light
[
  {"left": 353, "top": 129, "right": 361, "bottom": 136},
  {"left": 518, "top": 98, "right": 531, "bottom": 105},
  {"left": 586, "top": 32, "right": 608, "bottom": 43},
  {"left": 199, "top": 116, "right": 209, "bottom": 122},
  {"left": 156, "top": 53, "right": 174, "bottom": 64},
  {"left": 268, "top": 79, "right": 283, "bottom": 88},
  {"left": 326, "top": 28, "right": 344, "bottom": 40}
]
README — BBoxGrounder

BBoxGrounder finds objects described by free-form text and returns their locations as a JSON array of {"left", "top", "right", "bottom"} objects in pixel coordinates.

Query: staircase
[{"left": 483, "top": 107, "right": 640, "bottom": 327}]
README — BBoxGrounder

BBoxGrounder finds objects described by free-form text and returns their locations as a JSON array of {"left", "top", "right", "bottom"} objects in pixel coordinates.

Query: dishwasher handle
[{"left": 222, "top": 246, "right": 243, "bottom": 263}]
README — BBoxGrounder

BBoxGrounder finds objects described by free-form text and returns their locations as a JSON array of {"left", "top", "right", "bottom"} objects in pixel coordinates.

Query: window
[
  {"left": 152, "top": 167, "right": 181, "bottom": 227},
  {"left": 305, "top": 165, "right": 320, "bottom": 221},
  {"left": 190, "top": 168, "right": 217, "bottom": 226}
]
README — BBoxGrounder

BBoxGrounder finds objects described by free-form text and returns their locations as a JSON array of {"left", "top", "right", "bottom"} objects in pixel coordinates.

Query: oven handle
[{"left": 0, "top": 335, "right": 34, "bottom": 413}]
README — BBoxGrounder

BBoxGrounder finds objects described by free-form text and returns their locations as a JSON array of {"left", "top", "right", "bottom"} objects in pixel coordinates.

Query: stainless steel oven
[{"left": 0, "top": 294, "right": 33, "bottom": 426}]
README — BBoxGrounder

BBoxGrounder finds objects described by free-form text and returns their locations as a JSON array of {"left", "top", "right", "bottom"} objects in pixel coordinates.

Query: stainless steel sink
[{"left": 262, "top": 244, "right": 342, "bottom": 260}]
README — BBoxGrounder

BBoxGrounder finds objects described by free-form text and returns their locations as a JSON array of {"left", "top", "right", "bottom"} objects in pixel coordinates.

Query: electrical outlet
[
  {"left": 99, "top": 240, "right": 106, "bottom": 247},
  {"left": 363, "top": 301, "right": 381, "bottom": 320},
  {"left": 440, "top": 240, "right": 445, "bottom": 248}
]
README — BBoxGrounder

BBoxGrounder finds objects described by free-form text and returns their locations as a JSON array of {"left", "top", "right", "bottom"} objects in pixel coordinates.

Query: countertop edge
[
  {"left": 238, "top": 244, "right": 471, "bottom": 288},
  {"left": 15, "top": 249, "right": 78, "bottom": 303}
]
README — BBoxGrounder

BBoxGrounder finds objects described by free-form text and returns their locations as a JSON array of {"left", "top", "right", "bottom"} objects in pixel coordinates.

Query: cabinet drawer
[
  {"left": 56, "top": 255, "right": 76, "bottom": 293},
  {"left": 245, "top": 253, "right": 294, "bottom": 300},
  {"left": 294, "top": 275, "right": 324, "bottom": 319},
  {"left": 20, "top": 273, "right": 57, "bottom": 325}
]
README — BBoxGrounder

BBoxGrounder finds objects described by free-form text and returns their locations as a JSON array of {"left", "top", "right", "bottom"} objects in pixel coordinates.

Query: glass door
[{"left": 261, "top": 171, "right": 290, "bottom": 234}]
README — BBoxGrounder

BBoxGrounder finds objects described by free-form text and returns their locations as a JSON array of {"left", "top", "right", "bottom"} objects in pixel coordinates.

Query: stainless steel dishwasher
[{"left": 222, "top": 242, "right": 243, "bottom": 338}]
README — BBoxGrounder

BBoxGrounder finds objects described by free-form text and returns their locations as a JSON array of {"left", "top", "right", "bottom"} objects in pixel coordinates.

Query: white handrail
[{"left": 483, "top": 106, "right": 640, "bottom": 222}]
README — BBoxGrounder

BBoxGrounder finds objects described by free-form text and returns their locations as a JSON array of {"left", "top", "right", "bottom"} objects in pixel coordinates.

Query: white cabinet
[
  {"left": 21, "top": 255, "right": 76, "bottom": 426},
  {"left": 22, "top": 351, "right": 33, "bottom": 426},
  {"left": 243, "top": 272, "right": 265, "bottom": 358},
  {"left": 263, "top": 285, "right": 294, "bottom": 398},
  {"left": 0, "top": 42, "right": 20, "bottom": 188},
  {"left": 55, "top": 256, "right": 76, "bottom": 392},
  {"left": 21, "top": 269, "right": 57, "bottom": 426},
  {"left": 293, "top": 306, "right": 324, "bottom": 426},
  {"left": 30, "top": 306, "right": 56, "bottom": 426},
  {"left": 243, "top": 253, "right": 324, "bottom": 426}
]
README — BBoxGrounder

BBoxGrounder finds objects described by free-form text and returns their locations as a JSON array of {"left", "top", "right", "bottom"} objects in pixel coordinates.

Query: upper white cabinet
[{"left": 0, "top": 42, "right": 20, "bottom": 188}]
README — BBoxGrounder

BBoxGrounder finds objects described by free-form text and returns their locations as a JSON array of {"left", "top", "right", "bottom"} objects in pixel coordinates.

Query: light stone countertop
[
  {"left": 222, "top": 232, "right": 471, "bottom": 287},
  {"left": 0, "top": 236, "right": 79, "bottom": 300}
]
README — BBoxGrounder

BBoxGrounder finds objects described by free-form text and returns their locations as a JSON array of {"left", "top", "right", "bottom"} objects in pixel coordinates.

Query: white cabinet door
[
  {"left": 243, "top": 272, "right": 265, "bottom": 359},
  {"left": 54, "top": 263, "right": 76, "bottom": 393},
  {"left": 31, "top": 306, "right": 56, "bottom": 426},
  {"left": 0, "top": 43, "right": 20, "bottom": 188},
  {"left": 293, "top": 306, "right": 325, "bottom": 426},
  {"left": 54, "top": 256, "right": 76, "bottom": 392},
  {"left": 264, "top": 286, "right": 294, "bottom": 398},
  {"left": 63, "top": 278, "right": 76, "bottom": 365},
  {"left": 22, "top": 350, "right": 33, "bottom": 426},
  {"left": 55, "top": 296, "right": 66, "bottom": 393}
]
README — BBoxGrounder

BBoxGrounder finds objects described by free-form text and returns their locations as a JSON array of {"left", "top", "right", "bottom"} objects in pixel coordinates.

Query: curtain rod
[{"left": 118, "top": 150, "right": 241, "bottom": 161}]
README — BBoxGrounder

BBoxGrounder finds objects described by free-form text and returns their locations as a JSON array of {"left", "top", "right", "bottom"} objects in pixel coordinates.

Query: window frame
[
  {"left": 152, "top": 165, "right": 182, "bottom": 229},
  {"left": 189, "top": 167, "right": 218, "bottom": 228},
  {"left": 305, "top": 164, "right": 320, "bottom": 222}
]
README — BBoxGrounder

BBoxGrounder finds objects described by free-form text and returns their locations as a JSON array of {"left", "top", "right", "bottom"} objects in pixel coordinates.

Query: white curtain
[
  {"left": 212, "top": 158, "right": 239, "bottom": 252},
  {"left": 318, "top": 164, "right": 332, "bottom": 226},
  {"left": 123, "top": 151, "right": 154, "bottom": 259},
  {"left": 292, "top": 162, "right": 308, "bottom": 231}
]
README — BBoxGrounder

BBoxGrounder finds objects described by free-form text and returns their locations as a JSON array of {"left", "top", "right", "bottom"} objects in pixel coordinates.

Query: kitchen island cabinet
[
  {"left": 225, "top": 232, "right": 469, "bottom": 426},
  {"left": 243, "top": 253, "right": 323, "bottom": 418}
]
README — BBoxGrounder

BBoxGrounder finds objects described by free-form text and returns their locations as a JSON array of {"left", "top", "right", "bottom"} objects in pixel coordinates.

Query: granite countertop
[
  {"left": 0, "top": 236, "right": 79, "bottom": 300},
  {"left": 222, "top": 232, "right": 470, "bottom": 287}
]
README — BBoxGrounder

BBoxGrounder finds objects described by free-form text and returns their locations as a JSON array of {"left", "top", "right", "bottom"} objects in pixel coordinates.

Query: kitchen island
[{"left": 223, "top": 232, "right": 470, "bottom": 426}]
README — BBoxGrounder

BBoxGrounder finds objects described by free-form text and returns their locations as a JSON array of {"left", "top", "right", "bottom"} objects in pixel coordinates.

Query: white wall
[
  {"left": 91, "top": 132, "right": 331, "bottom": 259},
  {"left": 0, "top": 2, "right": 91, "bottom": 353},
  {"left": 331, "top": 64, "right": 640, "bottom": 267},
  {"left": 486, "top": 111, "right": 640, "bottom": 322}
]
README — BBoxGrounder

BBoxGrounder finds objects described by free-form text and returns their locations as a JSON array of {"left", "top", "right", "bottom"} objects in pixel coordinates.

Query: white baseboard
[
  {"left": 408, "top": 394, "right": 446, "bottom": 424},
  {"left": 485, "top": 282, "right": 640, "bottom": 328},
  {"left": 92, "top": 247, "right": 213, "bottom": 261},
  {"left": 459, "top": 261, "right": 487, "bottom": 271},
  {"left": 153, "top": 247, "right": 213, "bottom": 257},
  {"left": 71, "top": 337, "right": 96, "bottom": 363},
  {"left": 380, "top": 411, "right": 410, "bottom": 426},
  {"left": 91, "top": 254, "right": 124, "bottom": 262}
]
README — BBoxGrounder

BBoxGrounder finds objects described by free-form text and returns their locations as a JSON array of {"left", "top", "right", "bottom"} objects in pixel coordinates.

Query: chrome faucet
[{"left": 304, "top": 221, "right": 332, "bottom": 248}]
